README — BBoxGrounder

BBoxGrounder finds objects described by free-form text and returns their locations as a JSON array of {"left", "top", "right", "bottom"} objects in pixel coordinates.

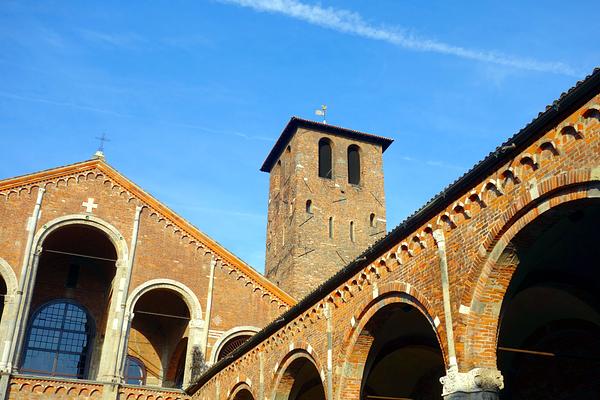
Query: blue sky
[{"left": 1, "top": 1, "right": 598, "bottom": 272}]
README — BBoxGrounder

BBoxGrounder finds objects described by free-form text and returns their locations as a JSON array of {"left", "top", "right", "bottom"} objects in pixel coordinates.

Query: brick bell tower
[{"left": 261, "top": 117, "right": 393, "bottom": 299}]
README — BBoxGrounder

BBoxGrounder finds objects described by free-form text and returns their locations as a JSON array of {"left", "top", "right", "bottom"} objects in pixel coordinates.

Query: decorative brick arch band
[
  {"left": 460, "top": 178, "right": 600, "bottom": 370},
  {"left": 336, "top": 285, "right": 445, "bottom": 400},
  {"left": 271, "top": 347, "right": 326, "bottom": 400}
]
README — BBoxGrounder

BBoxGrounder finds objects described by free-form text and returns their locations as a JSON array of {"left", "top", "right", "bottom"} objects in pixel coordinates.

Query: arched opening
[
  {"left": 497, "top": 200, "right": 600, "bottom": 399},
  {"left": 306, "top": 200, "right": 313, "bottom": 214},
  {"left": 273, "top": 352, "right": 326, "bottom": 400},
  {"left": 328, "top": 217, "right": 334, "bottom": 239},
  {"left": 124, "top": 355, "right": 146, "bottom": 385},
  {"left": 231, "top": 387, "right": 255, "bottom": 400},
  {"left": 347, "top": 144, "right": 361, "bottom": 185},
  {"left": 348, "top": 301, "right": 445, "bottom": 399},
  {"left": 318, "top": 138, "right": 333, "bottom": 179},
  {"left": 20, "top": 224, "right": 117, "bottom": 379},
  {"left": 216, "top": 334, "right": 252, "bottom": 362},
  {"left": 21, "top": 300, "right": 94, "bottom": 378},
  {"left": 369, "top": 213, "right": 376, "bottom": 228},
  {"left": 128, "top": 288, "right": 191, "bottom": 388},
  {"left": 350, "top": 221, "right": 355, "bottom": 243}
]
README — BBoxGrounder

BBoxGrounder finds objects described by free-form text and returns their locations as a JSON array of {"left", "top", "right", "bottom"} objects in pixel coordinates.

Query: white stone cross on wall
[{"left": 82, "top": 198, "right": 98, "bottom": 213}]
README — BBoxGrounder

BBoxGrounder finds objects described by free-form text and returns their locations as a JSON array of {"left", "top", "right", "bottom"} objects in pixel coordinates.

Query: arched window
[
  {"left": 370, "top": 213, "right": 376, "bottom": 227},
  {"left": 347, "top": 145, "right": 361, "bottom": 185},
  {"left": 217, "top": 335, "right": 252, "bottom": 361},
  {"left": 21, "top": 300, "right": 94, "bottom": 379},
  {"left": 306, "top": 200, "right": 313, "bottom": 214},
  {"left": 350, "top": 221, "right": 355, "bottom": 242},
  {"left": 318, "top": 138, "right": 333, "bottom": 179},
  {"left": 124, "top": 355, "right": 146, "bottom": 385}
]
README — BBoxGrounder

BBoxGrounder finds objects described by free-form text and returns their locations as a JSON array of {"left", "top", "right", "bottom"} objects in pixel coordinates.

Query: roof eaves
[{"left": 260, "top": 117, "right": 394, "bottom": 172}]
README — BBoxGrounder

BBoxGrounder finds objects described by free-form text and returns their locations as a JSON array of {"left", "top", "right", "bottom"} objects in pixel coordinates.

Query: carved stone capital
[{"left": 440, "top": 367, "right": 503, "bottom": 397}]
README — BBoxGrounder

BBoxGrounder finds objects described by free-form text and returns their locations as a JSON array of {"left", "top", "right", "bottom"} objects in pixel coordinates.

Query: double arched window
[
  {"left": 318, "top": 138, "right": 333, "bottom": 179},
  {"left": 21, "top": 300, "right": 94, "bottom": 379}
]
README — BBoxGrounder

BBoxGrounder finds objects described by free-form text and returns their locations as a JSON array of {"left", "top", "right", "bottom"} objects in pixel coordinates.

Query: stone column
[
  {"left": 96, "top": 260, "right": 128, "bottom": 381},
  {"left": 441, "top": 367, "right": 504, "bottom": 399},
  {"left": 183, "top": 318, "right": 205, "bottom": 387},
  {"left": 6, "top": 187, "right": 45, "bottom": 375},
  {"left": 200, "top": 257, "right": 216, "bottom": 357},
  {"left": 98, "top": 205, "right": 142, "bottom": 382}
]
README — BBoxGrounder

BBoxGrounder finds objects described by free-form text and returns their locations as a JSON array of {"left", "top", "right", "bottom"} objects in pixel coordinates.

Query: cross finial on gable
[{"left": 94, "top": 133, "right": 110, "bottom": 159}]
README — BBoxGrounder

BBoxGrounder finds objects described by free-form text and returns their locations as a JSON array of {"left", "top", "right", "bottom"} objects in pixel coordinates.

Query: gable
[{"left": 0, "top": 158, "right": 295, "bottom": 308}]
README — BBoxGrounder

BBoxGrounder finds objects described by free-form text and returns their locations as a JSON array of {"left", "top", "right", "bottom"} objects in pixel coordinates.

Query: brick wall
[
  {"left": 265, "top": 127, "right": 387, "bottom": 299},
  {"left": 193, "top": 91, "right": 600, "bottom": 399}
]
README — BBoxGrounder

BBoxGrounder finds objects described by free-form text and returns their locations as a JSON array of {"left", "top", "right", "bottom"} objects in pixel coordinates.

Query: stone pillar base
[{"left": 441, "top": 367, "right": 503, "bottom": 399}]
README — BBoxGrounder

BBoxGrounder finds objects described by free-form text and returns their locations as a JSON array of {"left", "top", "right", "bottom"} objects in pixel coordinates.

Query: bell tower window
[
  {"left": 318, "top": 138, "right": 333, "bottom": 179},
  {"left": 348, "top": 144, "right": 361, "bottom": 185}
]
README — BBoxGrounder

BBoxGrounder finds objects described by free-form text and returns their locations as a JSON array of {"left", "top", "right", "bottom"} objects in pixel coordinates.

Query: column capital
[
  {"left": 441, "top": 367, "right": 503, "bottom": 398},
  {"left": 189, "top": 319, "right": 205, "bottom": 329}
]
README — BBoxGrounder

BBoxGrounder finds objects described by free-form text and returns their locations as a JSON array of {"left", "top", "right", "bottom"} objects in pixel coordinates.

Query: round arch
[
  {"left": 227, "top": 381, "right": 255, "bottom": 400},
  {"left": 0, "top": 258, "right": 18, "bottom": 297},
  {"left": 126, "top": 279, "right": 202, "bottom": 321},
  {"left": 462, "top": 180, "right": 600, "bottom": 370},
  {"left": 271, "top": 348, "right": 326, "bottom": 400},
  {"left": 21, "top": 299, "right": 96, "bottom": 378},
  {"left": 32, "top": 214, "right": 129, "bottom": 262},
  {"left": 337, "top": 289, "right": 446, "bottom": 400},
  {"left": 13, "top": 214, "right": 128, "bottom": 379},
  {"left": 210, "top": 326, "right": 260, "bottom": 364}
]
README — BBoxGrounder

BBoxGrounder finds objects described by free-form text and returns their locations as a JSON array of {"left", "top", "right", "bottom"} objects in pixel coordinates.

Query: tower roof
[{"left": 260, "top": 117, "right": 394, "bottom": 172}]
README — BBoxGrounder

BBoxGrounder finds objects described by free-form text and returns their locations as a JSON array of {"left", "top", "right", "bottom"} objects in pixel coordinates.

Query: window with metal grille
[
  {"left": 124, "top": 356, "right": 146, "bottom": 385},
  {"left": 217, "top": 335, "right": 252, "bottom": 361},
  {"left": 347, "top": 145, "right": 361, "bottom": 185},
  {"left": 318, "top": 138, "right": 333, "bottom": 179},
  {"left": 21, "top": 300, "right": 93, "bottom": 379}
]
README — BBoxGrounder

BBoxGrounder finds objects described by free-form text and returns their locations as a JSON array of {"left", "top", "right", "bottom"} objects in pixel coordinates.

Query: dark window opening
[
  {"left": 350, "top": 221, "right": 355, "bottom": 242},
  {"left": 306, "top": 200, "right": 313, "bottom": 214},
  {"left": 65, "top": 264, "right": 80, "bottom": 288},
  {"left": 348, "top": 145, "right": 361, "bottom": 185},
  {"left": 318, "top": 138, "right": 333, "bottom": 179},
  {"left": 328, "top": 217, "right": 334, "bottom": 239},
  {"left": 370, "top": 213, "right": 376, "bottom": 227}
]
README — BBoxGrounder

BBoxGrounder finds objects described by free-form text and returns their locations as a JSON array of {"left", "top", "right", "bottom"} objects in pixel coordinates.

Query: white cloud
[{"left": 220, "top": 0, "right": 577, "bottom": 76}]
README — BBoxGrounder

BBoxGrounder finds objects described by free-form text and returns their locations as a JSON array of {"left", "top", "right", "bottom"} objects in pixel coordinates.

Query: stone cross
[{"left": 82, "top": 198, "right": 98, "bottom": 213}]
